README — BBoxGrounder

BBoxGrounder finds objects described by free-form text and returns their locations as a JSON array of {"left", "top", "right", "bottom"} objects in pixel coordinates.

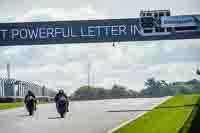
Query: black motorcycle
[
  {"left": 56, "top": 96, "right": 67, "bottom": 118},
  {"left": 25, "top": 96, "right": 35, "bottom": 116}
]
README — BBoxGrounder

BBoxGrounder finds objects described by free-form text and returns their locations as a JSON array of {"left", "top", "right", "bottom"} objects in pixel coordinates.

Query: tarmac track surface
[{"left": 0, "top": 97, "right": 168, "bottom": 133}]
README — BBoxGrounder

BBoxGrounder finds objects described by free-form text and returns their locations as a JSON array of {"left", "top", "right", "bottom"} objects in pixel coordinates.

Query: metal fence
[{"left": 0, "top": 78, "right": 57, "bottom": 97}]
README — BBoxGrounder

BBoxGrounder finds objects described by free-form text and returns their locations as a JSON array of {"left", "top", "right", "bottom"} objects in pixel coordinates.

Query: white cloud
[
  {"left": 144, "top": 63, "right": 199, "bottom": 81},
  {"left": 0, "top": 39, "right": 200, "bottom": 93},
  {"left": 15, "top": 6, "right": 107, "bottom": 22}
]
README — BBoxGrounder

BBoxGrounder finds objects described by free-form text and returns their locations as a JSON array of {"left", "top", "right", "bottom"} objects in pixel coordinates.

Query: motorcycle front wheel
[
  {"left": 60, "top": 113, "right": 64, "bottom": 118},
  {"left": 29, "top": 110, "right": 34, "bottom": 116}
]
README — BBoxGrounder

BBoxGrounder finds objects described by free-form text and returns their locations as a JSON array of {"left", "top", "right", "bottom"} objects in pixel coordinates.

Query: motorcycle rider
[
  {"left": 24, "top": 90, "right": 37, "bottom": 110},
  {"left": 54, "top": 89, "right": 69, "bottom": 112}
]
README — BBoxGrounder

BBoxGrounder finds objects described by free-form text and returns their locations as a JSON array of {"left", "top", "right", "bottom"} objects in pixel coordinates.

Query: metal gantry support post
[{"left": 0, "top": 79, "right": 2, "bottom": 96}]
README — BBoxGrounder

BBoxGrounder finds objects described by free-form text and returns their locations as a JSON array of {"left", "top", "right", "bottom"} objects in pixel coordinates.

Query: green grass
[
  {"left": 113, "top": 95, "right": 200, "bottom": 133},
  {"left": 0, "top": 101, "right": 52, "bottom": 110},
  {"left": 157, "top": 95, "right": 200, "bottom": 108},
  {"left": 0, "top": 102, "right": 24, "bottom": 110}
]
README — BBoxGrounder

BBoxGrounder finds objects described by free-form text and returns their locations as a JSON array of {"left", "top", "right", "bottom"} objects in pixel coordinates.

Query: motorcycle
[
  {"left": 25, "top": 96, "right": 35, "bottom": 116},
  {"left": 56, "top": 96, "right": 67, "bottom": 118}
]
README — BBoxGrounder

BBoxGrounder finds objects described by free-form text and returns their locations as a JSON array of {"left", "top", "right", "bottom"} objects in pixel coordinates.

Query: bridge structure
[
  {"left": 0, "top": 10, "right": 199, "bottom": 46},
  {"left": 0, "top": 78, "right": 56, "bottom": 97}
]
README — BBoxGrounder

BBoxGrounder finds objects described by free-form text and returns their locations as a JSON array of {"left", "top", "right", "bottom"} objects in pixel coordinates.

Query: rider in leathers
[{"left": 54, "top": 89, "right": 69, "bottom": 112}]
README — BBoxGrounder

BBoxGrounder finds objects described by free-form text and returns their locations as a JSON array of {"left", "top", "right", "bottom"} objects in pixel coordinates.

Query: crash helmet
[
  {"left": 28, "top": 90, "right": 32, "bottom": 95},
  {"left": 58, "top": 89, "right": 64, "bottom": 94}
]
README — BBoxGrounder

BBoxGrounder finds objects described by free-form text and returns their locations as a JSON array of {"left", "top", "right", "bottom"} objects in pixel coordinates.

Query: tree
[
  {"left": 127, "top": 89, "right": 139, "bottom": 98},
  {"left": 110, "top": 84, "right": 129, "bottom": 98},
  {"left": 72, "top": 86, "right": 109, "bottom": 100},
  {"left": 94, "top": 87, "right": 109, "bottom": 99},
  {"left": 159, "top": 80, "right": 174, "bottom": 96},
  {"left": 187, "top": 79, "right": 200, "bottom": 85},
  {"left": 142, "top": 78, "right": 173, "bottom": 97},
  {"left": 177, "top": 86, "right": 192, "bottom": 94},
  {"left": 192, "top": 85, "right": 200, "bottom": 93},
  {"left": 144, "top": 78, "right": 161, "bottom": 97},
  {"left": 73, "top": 86, "right": 96, "bottom": 100}
]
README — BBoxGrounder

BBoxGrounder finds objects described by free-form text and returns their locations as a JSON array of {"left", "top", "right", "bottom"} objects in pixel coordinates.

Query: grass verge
[
  {"left": 0, "top": 102, "right": 24, "bottom": 110},
  {"left": 113, "top": 95, "right": 200, "bottom": 133},
  {"left": 0, "top": 101, "right": 53, "bottom": 110}
]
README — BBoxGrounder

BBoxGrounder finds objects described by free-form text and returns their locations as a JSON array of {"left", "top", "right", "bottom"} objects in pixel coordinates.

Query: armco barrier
[
  {"left": 0, "top": 96, "right": 19, "bottom": 103},
  {"left": 36, "top": 96, "right": 54, "bottom": 103}
]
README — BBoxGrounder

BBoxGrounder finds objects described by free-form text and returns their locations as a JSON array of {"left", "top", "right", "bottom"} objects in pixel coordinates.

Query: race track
[{"left": 0, "top": 97, "right": 168, "bottom": 133}]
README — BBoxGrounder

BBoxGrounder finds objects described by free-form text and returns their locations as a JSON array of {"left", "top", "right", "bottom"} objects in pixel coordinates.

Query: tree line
[{"left": 70, "top": 78, "right": 200, "bottom": 100}]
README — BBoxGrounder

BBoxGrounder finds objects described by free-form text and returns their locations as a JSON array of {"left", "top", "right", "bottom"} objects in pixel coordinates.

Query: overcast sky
[{"left": 0, "top": 0, "right": 200, "bottom": 94}]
